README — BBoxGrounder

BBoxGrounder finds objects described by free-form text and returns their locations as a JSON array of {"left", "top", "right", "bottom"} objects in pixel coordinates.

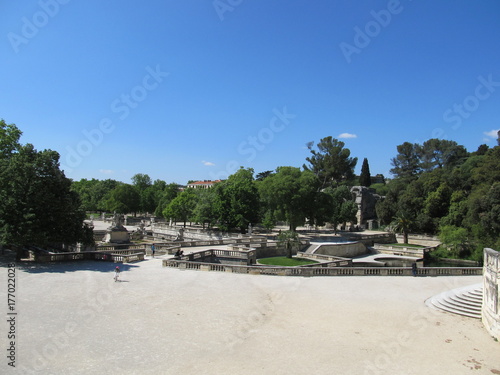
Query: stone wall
[
  {"left": 152, "top": 224, "right": 236, "bottom": 241},
  {"left": 483, "top": 248, "right": 500, "bottom": 340},
  {"left": 313, "top": 242, "right": 367, "bottom": 258},
  {"left": 395, "top": 233, "right": 441, "bottom": 247}
]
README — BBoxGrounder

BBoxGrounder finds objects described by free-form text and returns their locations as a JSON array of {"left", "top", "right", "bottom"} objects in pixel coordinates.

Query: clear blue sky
[{"left": 2, "top": 0, "right": 499, "bottom": 185}]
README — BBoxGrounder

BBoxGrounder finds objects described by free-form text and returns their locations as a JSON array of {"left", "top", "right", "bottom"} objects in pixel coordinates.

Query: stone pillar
[{"left": 482, "top": 248, "right": 500, "bottom": 340}]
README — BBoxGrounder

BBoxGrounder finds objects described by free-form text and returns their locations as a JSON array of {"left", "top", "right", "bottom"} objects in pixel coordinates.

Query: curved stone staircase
[{"left": 425, "top": 283, "right": 483, "bottom": 319}]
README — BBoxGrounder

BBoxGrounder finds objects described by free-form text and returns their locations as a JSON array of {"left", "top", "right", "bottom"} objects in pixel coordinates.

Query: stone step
[
  {"left": 429, "top": 298, "right": 481, "bottom": 319},
  {"left": 465, "top": 290, "right": 483, "bottom": 300},
  {"left": 453, "top": 293, "right": 482, "bottom": 307},
  {"left": 442, "top": 296, "right": 481, "bottom": 313},
  {"left": 426, "top": 283, "right": 483, "bottom": 320}
]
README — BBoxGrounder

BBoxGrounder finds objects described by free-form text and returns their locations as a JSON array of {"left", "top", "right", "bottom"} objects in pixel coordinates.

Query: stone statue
[
  {"left": 174, "top": 227, "right": 184, "bottom": 242},
  {"left": 112, "top": 212, "right": 125, "bottom": 228}
]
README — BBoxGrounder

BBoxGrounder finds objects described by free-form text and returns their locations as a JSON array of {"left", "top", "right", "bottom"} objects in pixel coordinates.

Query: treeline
[
  {"left": 375, "top": 138, "right": 500, "bottom": 261},
  {"left": 72, "top": 136, "right": 362, "bottom": 233},
  {"left": 3, "top": 116, "right": 498, "bottom": 262}
]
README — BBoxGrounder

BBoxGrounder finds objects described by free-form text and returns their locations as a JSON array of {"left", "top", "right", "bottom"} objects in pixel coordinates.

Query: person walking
[
  {"left": 412, "top": 262, "right": 418, "bottom": 277},
  {"left": 114, "top": 266, "right": 121, "bottom": 282},
  {"left": 151, "top": 244, "right": 156, "bottom": 258}
]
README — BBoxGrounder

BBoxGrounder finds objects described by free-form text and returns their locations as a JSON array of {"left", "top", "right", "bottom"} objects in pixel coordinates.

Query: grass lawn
[{"left": 258, "top": 256, "right": 319, "bottom": 267}]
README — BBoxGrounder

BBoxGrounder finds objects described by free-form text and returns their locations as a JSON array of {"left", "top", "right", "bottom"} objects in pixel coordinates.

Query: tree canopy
[
  {"left": 0, "top": 120, "right": 92, "bottom": 251},
  {"left": 304, "top": 136, "right": 357, "bottom": 189}
]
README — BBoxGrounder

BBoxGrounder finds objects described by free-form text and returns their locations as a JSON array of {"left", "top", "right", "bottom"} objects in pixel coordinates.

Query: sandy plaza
[{"left": 1, "top": 253, "right": 499, "bottom": 375}]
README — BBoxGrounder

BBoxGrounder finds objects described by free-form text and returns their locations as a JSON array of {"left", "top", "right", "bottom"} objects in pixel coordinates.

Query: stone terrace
[{"left": 0, "top": 253, "right": 499, "bottom": 374}]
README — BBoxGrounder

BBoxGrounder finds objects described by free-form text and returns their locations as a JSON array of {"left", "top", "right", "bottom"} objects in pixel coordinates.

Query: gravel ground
[{"left": 1, "top": 255, "right": 499, "bottom": 375}]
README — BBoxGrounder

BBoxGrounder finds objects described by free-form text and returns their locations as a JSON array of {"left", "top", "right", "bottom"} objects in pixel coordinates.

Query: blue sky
[{"left": 2, "top": 0, "right": 500, "bottom": 185}]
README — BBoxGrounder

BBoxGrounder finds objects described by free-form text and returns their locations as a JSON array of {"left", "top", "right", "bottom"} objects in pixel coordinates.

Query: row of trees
[
  {"left": 72, "top": 166, "right": 359, "bottom": 234},
  {"left": 170, "top": 167, "right": 357, "bottom": 232},
  {"left": 71, "top": 174, "right": 180, "bottom": 217},
  {"left": 376, "top": 138, "right": 500, "bottom": 261},
  {"left": 71, "top": 136, "right": 361, "bottom": 233},
  {"left": 4, "top": 114, "right": 498, "bottom": 264}
]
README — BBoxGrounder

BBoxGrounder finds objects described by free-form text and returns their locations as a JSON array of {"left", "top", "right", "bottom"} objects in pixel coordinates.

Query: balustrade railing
[{"left": 162, "top": 259, "right": 482, "bottom": 277}]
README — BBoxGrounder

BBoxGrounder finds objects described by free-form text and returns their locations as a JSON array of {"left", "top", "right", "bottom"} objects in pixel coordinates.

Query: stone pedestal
[
  {"left": 104, "top": 227, "right": 130, "bottom": 244},
  {"left": 103, "top": 213, "right": 130, "bottom": 243}
]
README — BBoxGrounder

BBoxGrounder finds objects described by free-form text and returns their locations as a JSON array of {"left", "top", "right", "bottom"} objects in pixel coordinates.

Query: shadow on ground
[{"left": 0, "top": 250, "right": 144, "bottom": 273}]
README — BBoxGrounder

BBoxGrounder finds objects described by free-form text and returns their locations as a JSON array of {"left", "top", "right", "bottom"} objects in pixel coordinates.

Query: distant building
[{"left": 186, "top": 180, "right": 223, "bottom": 189}]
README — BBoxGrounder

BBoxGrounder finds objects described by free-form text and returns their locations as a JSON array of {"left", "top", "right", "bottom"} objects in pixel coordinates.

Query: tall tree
[
  {"left": 359, "top": 158, "right": 371, "bottom": 187},
  {"left": 131, "top": 173, "right": 152, "bottom": 191},
  {"left": 155, "top": 183, "right": 180, "bottom": 217},
  {"left": 132, "top": 173, "right": 154, "bottom": 214},
  {"left": 192, "top": 188, "right": 217, "bottom": 229},
  {"left": 0, "top": 121, "right": 92, "bottom": 253},
  {"left": 164, "top": 188, "right": 197, "bottom": 227},
  {"left": 212, "top": 168, "right": 260, "bottom": 232},
  {"left": 324, "top": 186, "right": 358, "bottom": 233},
  {"left": 105, "top": 184, "right": 140, "bottom": 215},
  {"left": 391, "top": 212, "right": 413, "bottom": 244},
  {"left": 277, "top": 230, "right": 300, "bottom": 258},
  {"left": 390, "top": 142, "right": 421, "bottom": 180},
  {"left": 420, "top": 138, "right": 468, "bottom": 172},
  {"left": 303, "top": 136, "right": 357, "bottom": 189},
  {"left": 259, "top": 167, "right": 320, "bottom": 231}
]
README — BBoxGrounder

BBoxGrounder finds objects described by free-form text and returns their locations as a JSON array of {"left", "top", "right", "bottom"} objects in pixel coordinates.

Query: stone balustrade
[
  {"left": 180, "top": 248, "right": 256, "bottom": 265},
  {"left": 34, "top": 250, "right": 145, "bottom": 263},
  {"left": 163, "top": 258, "right": 482, "bottom": 277}
]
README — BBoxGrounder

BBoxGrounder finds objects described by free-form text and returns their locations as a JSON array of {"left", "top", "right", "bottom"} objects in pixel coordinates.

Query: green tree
[
  {"left": 420, "top": 138, "right": 468, "bottom": 172},
  {"left": 255, "top": 170, "right": 274, "bottom": 181},
  {"left": 105, "top": 184, "right": 141, "bottom": 215},
  {"left": 131, "top": 173, "right": 152, "bottom": 191},
  {"left": 155, "top": 183, "right": 180, "bottom": 217},
  {"left": 438, "top": 225, "right": 471, "bottom": 259},
  {"left": 324, "top": 186, "right": 357, "bottom": 233},
  {"left": 259, "top": 167, "right": 320, "bottom": 232},
  {"left": 277, "top": 230, "right": 301, "bottom": 258},
  {"left": 391, "top": 212, "right": 413, "bottom": 244},
  {"left": 304, "top": 136, "right": 357, "bottom": 189},
  {"left": 132, "top": 173, "right": 155, "bottom": 214},
  {"left": 359, "top": 158, "right": 371, "bottom": 187},
  {"left": 192, "top": 188, "right": 217, "bottom": 229},
  {"left": 0, "top": 121, "right": 92, "bottom": 254},
  {"left": 0, "top": 119, "right": 21, "bottom": 157},
  {"left": 212, "top": 168, "right": 260, "bottom": 232},
  {"left": 164, "top": 188, "right": 197, "bottom": 227},
  {"left": 390, "top": 142, "right": 421, "bottom": 180}
]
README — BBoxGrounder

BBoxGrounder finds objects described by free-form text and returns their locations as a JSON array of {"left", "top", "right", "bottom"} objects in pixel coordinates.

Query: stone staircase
[{"left": 426, "top": 283, "right": 483, "bottom": 319}]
